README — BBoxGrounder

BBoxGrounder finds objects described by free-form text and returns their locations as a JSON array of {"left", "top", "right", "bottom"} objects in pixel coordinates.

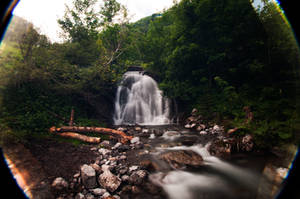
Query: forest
[{"left": 0, "top": 0, "right": 299, "bottom": 149}]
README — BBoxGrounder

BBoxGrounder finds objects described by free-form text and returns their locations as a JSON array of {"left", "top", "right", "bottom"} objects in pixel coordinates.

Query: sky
[{"left": 12, "top": 0, "right": 174, "bottom": 42}]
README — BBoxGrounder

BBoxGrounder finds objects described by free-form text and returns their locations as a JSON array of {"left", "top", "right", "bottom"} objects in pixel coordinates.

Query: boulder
[
  {"left": 98, "top": 165, "right": 121, "bottom": 192},
  {"left": 159, "top": 150, "right": 203, "bottom": 169},
  {"left": 52, "top": 177, "right": 69, "bottom": 190},
  {"left": 80, "top": 164, "right": 97, "bottom": 189}
]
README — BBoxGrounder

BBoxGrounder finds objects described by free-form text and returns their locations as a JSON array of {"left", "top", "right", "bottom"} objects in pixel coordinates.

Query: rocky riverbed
[{"left": 3, "top": 109, "right": 294, "bottom": 199}]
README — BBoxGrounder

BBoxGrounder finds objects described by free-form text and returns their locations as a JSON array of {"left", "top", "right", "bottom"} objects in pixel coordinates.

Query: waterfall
[{"left": 113, "top": 71, "right": 170, "bottom": 125}]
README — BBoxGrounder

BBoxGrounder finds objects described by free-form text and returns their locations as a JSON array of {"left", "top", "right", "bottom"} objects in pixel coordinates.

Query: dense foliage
[{"left": 0, "top": 0, "right": 299, "bottom": 148}]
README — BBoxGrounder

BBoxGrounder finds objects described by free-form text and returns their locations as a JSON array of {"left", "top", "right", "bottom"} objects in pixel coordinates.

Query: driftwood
[
  {"left": 57, "top": 132, "right": 101, "bottom": 144},
  {"left": 50, "top": 126, "right": 132, "bottom": 143}
]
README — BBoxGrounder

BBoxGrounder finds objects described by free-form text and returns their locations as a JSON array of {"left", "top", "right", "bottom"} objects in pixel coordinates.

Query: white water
[
  {"left": 151, "top": 143, "right": 263, "bottom": 199},
  {"left": 113, "top": 71, "right": 170, "bottom": 125}
]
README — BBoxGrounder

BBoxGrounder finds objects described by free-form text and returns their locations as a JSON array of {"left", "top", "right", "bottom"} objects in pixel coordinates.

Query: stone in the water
[
  {"left": 80, "top": 164, "right": 97, "bottom": 189},
  {"left": 200, "top": 131, "right": 207, "bottom": 135},
  {"left": 162, "top": 131, "right": 180, "bottom": 141},
  {"left": 98, "top": 165, "right": 121, "bottom": 192},
  {"left": 159, "top": 150, "right": 203, "bottom": 169},
  {"left": 52, "top": 177, "right": 69, "bottom": 190}
]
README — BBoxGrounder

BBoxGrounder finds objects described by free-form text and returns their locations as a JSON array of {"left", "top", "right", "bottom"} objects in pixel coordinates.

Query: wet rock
[
  {"left": 52, "top": 177, "right": 69, "bottom": 190},
  {"left": 199, "top": 130, "right": 207, "bottom": 135},
  {"left": 162, "top": 131, "right": 181, "bottom": 141},
  {"left": 81, "top": 164, "right": 97, "bottom": 189},
  {"left": 142, "top": 128, "right": 149, "bottom": 133},
  {"left": 130, "top": 137, "right": 140, "bottom": 144},
  {"left": 208, "top": 139, "right": 232, "bottom": 158},
  {"left": 159, "top": 150, "right": 203, "bottom": 169},
  {"left": 119, "top": 167, "right": 128, "bottom": 175},
  {"left": 140, "top": 159, "right": 161, "bottom": 172},
  {"left": 98, "top": 165, "right": 121, "bottom": 192}
]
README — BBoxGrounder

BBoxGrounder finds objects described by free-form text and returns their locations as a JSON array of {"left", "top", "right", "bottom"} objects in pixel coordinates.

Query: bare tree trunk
[
  {"left": 50, "top": 126, "right": 132, "bottom": 143},
  {"left": 55, "top": 132, "right": 101, "bottom": 143}
]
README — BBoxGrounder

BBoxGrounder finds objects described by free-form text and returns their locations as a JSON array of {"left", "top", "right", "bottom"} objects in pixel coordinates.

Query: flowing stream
[
  {"left": 114, "top": 71, "right": 286, "bottom": 199},
  {"left": 113, "top": 71, "right": 170, "bottom": 125}
]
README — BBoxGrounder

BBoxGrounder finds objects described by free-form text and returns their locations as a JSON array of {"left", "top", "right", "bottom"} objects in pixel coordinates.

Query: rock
[
  {"left": 117, "top": 127, "right": 127, "bottom": 132},
  {"left": 197, "top": 124, "right": 206, "bottom": 131},
  {"left": 162, "top": 131, "right": 180, "bottom": 141},
  {"left": 142, "top": 129, "right": 149, "bottom": 133},
  {"left": 100, "top": 140, "right": 111, "bottom": 148},
  {"left": 112, "top": 142, "right": 122, "bottom": 150},
  {"left": 213, "top": 125, "right": 220, "bottom": 131},
  {"left": 99, "top": 148, "right": 111, "bottom": 156},
  {"left": 129, "top": 170, "right": 148, "bottom": 185},
  {"left": 191, "top": 108, "right": 198, "bottom": 115},
  {"left": 52, "top": 177, "right": 69, "bottom": 190},
  {"left": 119, "top": 155, "right": 127, "bottom": 160},
  {"left": 98, "top": 165, "right": 121, "bottom": 192},
  {"left": 241, "top": 134, "right": 254, "bottom": 152},
  {"left": 121, "top": 175, "right": 130, "bottom": 182},
  {"left": 86, "top": 193, "right": 95, "bottom": 199},
  {"left": 184, "top": 124, "right": 192, "bottom": 129},
  {"left": 117, "top": 145, "right": 130, "bottom": 152},
  {"left": 130, "top": 137, "right": 140, "bottom": 144},
  {"left": 74, "top": 173, "right": 80, "bottom": 178},
  {"left": 190, "top": 123, "right": 197, "bottom": 128},
  {"left": 199, "top": 131, "right": 207, "bottom": 135},
  {"left": 75, "top": 193, "right": 85, "bottom": 199},
  {"left": 81, "top": 164, "right": 97, "bottom": 189},
  {"left": 90, "top": 163, "right": 102, "bottom": 174},
  {"left": 129, "top": 165, "right": 139, "bottom": 173},
  {"left": 134, "top": 127, "right": 142, "bottom": 131},
  {"left": 91, "top": 188, "right": 106, "bottom": 196},
  {"left": 159, "top": 150, "right": 203, "bottom": 169},
  {"left": 140, "top": 159, "right": 161, "bottom": 172},
  {"left": 208, "top": 139, "right": 232, "bottom": 158},
  {"left": 113, "top": 195, "right": 120, "bottom": 199},
  {"left": 149, "top": 133, "right": 156, "bottom": 139},
  {"left": 119, "top": 167, "right": 128, "bottom": 175},
  {"left": 101, "top": 192, "right": 111, "bottom": 198}
]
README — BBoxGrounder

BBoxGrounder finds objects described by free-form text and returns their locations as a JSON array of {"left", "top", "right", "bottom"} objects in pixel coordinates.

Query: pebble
[{"left": 131, "top": 137, "right": 140, "bottom": 144}]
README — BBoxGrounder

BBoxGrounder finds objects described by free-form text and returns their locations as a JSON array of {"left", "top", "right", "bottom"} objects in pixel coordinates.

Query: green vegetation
[{"left": 0, "top": 0, "right": 299, "bottom": 148}]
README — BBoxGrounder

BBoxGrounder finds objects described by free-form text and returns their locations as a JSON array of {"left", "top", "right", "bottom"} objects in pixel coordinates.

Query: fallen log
[
  {"left": 50, "top": 126, "right": 132, "bottom": 143},
  {"left": 55, "top": 132, "right": 101, "bottom": 144}
]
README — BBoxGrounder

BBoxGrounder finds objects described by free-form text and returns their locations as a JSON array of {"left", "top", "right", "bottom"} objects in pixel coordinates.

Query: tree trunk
[
  {"left": 55, "top": 132, "right": 101, "bottom": 143},
  {"left": 50, "top": 126, "right": 132, "bottom": 143}
]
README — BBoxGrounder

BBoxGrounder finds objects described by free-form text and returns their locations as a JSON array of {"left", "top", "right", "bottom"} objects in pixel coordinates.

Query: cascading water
[{"left": 113, "top": 71, "right": 170, "bottom": 125}]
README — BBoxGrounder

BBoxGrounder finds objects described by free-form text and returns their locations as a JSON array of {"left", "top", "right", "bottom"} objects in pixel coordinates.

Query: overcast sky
[{"left": 13, "top": 0, "right": 174, "bottom": 42}]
